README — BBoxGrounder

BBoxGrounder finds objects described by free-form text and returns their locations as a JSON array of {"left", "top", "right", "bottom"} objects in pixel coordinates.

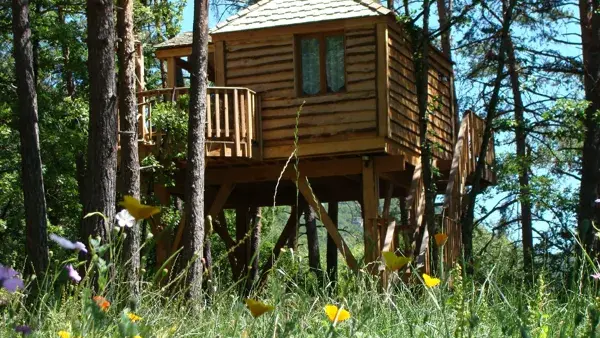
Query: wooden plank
[
  {"left": 261, "top": 90, "right": 375, "bottom": 109},
  {"left": 262, "top": 110, "right": 375, "bottom": 130},
  {"left": 226, "top": 45, "right": 293, "bottom": 61},
  {"left": 224, "top": 91, "right": 230, "bottom": 137},
  {"left": 444, "top": 114, "right": 469, "bottom": 208},
  {"left": 207, "top": 93, "right": 212, "bottom": 138},
  {"left": 362, "top": 158, "right": 380, "bottom": 272},
  {"left": 215, "top": 41, "right": 226, "bottom": 86},
  {"left": 376, "top": 23, "right": 390, "bottom": 138},
  {"left": 227, "top": 53, "right": 294, "bottom": 69},
  {"left": 226, "top": 62, "right": 294, "bottom": 78},
  {"left": 247, "top": 89, "right": 253, "bottom": 158},
  {"left": 261, "top": 98, "right": 376, "bottom": 118},
  {"left": 296, "top": 176, "right": 358, "bottom": 272},
  {"left": 262, "top": 121, "right": 376, "bottom": 141},
  {"left": 234, "top": 89, "right": 241, "bottom": 156},
  {"left": 166, "top": 57, "right": 177, "bottom": 88},
  {"left": 263, "top": 137, "right": 386, "bottom": 159},
  {"left": 240, "top": 91, "right": 247, "bottom": 140},
  {"left": 215, "top": 92, "right": 221, "bottom": 137}
]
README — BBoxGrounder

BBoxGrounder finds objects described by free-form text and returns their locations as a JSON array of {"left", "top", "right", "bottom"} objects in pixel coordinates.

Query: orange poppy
[
  {"left": 434, "top": 233, "right": 448, "bottom": 246},
  {"left": 93, "top": 295, "right": 110, "bottom": 312}
]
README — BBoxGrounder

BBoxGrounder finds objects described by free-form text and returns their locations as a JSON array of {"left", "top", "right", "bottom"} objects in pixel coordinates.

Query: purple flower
[
  {"left": 49, "top": 234, "right": 88, "bottom": 254},
  {"left": 15, "top": 325, "right": 32, "bottom": 335},
  {"left": 65, "top": 264, "right": 81, "bottom": 283},
  {"left": 592, "top": 272, "right": 600, "bottom": 280},
  {"left": 0, "top": 264, "right": 24, "bottom": 293}
]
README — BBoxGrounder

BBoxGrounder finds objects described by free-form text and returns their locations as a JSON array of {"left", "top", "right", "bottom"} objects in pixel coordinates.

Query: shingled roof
[
  {"left": 154, "top": 32, "right": 213, "bottom": 50},
  {"left": 212, "top": 0, "right": 392, "bottom": 34}
]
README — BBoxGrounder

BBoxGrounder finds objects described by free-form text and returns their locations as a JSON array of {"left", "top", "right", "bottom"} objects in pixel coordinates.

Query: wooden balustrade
[{"left": 129, "top": 86, "right": 260, "bottom": 159}]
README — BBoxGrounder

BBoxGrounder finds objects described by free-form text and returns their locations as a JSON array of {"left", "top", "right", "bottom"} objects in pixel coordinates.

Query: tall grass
[{"left": 2, "top": 240, "right": 600, "bottom": 338}]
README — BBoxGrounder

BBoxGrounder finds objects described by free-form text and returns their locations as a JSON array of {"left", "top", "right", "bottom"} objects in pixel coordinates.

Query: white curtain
[
  {"left": 301, "top": 38, "right": 321, "bottom": 95},
  {"left": 326, "top": 36, "right": 345, "bottom": 93}
]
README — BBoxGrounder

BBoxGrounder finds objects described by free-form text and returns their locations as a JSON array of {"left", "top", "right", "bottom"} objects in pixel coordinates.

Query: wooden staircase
[{"left": 404, "top": 111, "right": 495, "bottom": 272}]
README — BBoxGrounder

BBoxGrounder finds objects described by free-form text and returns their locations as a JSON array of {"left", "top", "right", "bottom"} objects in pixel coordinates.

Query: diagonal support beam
[{"left": 296, "top": 175, "right": 358, "bottom": 272}]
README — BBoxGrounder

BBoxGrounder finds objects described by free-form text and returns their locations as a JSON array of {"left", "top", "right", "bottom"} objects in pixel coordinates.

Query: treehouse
[{"left": 130, "top": 0, "right": 496, "bottom": 281}]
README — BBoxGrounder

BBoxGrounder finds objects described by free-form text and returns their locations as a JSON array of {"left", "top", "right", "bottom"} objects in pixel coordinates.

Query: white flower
[{"left": 115, "top": 209, "right": 136, "bottom": 229}]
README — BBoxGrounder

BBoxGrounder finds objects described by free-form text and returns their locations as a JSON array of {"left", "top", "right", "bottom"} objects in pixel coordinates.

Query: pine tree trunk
[
  {"left": 326, "top": 202, "right": 338, "bottom": 290},
  {"left": 12, "top": 0, "right": 49, "bottom": 276},
  {"left": 577, "top": 0, "right": 600, "bottom": 257},
  {"left": 411, "top": 0, "right": 438, "bottom": 271},
  {"left": 83, "top": 0, "right": 118, "bottom": 247},
  {"left": 506, "top": 37, "right": 534, "bottom": 280},
  {"left": 304, "top": 204, "right": 322, "bottom": 279},
  {"left": 245, "top": 207, "right": 261, "bottom": 294},
  {"left": 234, "top": 206, "right": 248, "bottom": 281},
  {"left": 461, "top": 0, "right": 515, "bottom": 274},
  {"left": 117, "top": 0, "right": 141, "bottom": 301},
  {"left": 181, "top": 0, "right": 208, "bottom": 301}
]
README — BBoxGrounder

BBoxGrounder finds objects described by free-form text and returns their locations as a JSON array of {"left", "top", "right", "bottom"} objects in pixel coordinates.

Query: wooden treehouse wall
[
  {"left": 219, "top": 26, "right": 379, "bottom": 159},
  {"left": 386, "top": 23, "right": 454, "bottom": 161}
]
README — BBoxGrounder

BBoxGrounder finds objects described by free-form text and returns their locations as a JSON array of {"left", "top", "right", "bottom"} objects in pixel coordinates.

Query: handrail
[{"left": 123, "top": 86, "right": 260, "bottom": 158}]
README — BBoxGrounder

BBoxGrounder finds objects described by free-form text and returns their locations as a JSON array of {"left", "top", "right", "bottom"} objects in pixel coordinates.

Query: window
[{"left": 297, "top": 33, "right": 346, "bottom": 96}]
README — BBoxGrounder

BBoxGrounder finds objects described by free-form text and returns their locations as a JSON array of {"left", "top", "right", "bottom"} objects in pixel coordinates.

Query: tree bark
[
  {"left": 326, "top": 202, "right": 338, "bottom": 290},
  {"left": 461, "top": 0, "right": 515, "bottom": 274},
  {"left": 83, "top": 0, "right": 118, "bottom": 247},
  {"left": 411, "top": 0, "right": 437, "bottom": 271},
  {"left": 117, "top": 0, "right": 141, "bottom": 300},
  {"left": 12, "top": 0, "right": 49, "bottom": 276},
  {"left": 181, "top": 0, "right": 208, "bottom": 301},
  {"left": 506, "top": 37, "right": 534, "bottom": 280},
  {"left": 245, "top": 207, "right": 261, "bottom": 294},
  {"left": 234, "top": 206, "right": 248, "bottom": 281},
  {"left": 577, "top": 0, "right": 600, "bottom": 257},
  {"left": 304, "top": 203, "right": 322, "bottom": 279}
]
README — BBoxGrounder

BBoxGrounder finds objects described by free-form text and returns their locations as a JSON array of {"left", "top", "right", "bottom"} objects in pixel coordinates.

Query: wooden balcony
[{"left": 132, "top": 86, "right": 261, "bottom": 160}]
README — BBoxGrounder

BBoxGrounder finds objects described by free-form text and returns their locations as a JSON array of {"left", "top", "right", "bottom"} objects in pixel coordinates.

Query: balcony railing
[{"left": 130, "top": 86, "right": 260, "bottom": 159}]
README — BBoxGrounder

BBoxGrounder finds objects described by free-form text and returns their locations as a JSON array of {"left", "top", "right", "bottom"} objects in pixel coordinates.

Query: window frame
[{"left": 295, "top": 31, "right": 347, "bottom": 97}]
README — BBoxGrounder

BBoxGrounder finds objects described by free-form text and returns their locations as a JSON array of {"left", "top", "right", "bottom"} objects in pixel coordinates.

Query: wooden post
[
  {"left": 327, "top": 202, "right": 338, "bottom": 290},
  {"left": 234, "top": 205, "right": 249, "bottom": 281},
  {"left": 376, "top": 23, "right": 390, "bottom": 138},
  {"left": 166, "top": 57, "right": 176, "bottom": 88},
  {"left": 215, "top": 41, "right": 226, "bottom": 86},
  {"left": 362, "top": 158, "right": 380, "bottom": 273}
]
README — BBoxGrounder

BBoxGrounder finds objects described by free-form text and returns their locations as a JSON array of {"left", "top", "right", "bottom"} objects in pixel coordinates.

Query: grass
[{"left": 2, "top": 239, "right": 600, "bottom": 338}]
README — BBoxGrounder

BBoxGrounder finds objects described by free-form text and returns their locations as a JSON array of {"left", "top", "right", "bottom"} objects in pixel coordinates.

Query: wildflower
[
  {"left": 0, "top": 264, "right": 24, "bottom": 293},
  {"left": 15, "top": 325, "right": 32, "bottom": 335},
  {"left": 115, "top": 209, "right": 136, "bottom": 229},
  {"left": 93, "top": 295, "right": 110, "bottom": 312},
  {"left": 324, "top": 304, "right": 351, "bottom": 323},
  {"left": 133, "top": 336, "right": 142, "bottom": 338},
  {"left": 57, "top": 331, "right": 70, "bottom": 338},
  {"left": 592, "top": 272, "right": 600, "bottom": 280},
  {"left": 127, "top": 312, "right": 142, "bottom": 323},
  {"left": 245, "top": 299, "right": 274, "bottom": 318},
  {"left": 434, "top": 233, "right": 448, "bottom": 246},
  {"left": 422, "top": 273, "right": 441, "bottom": 288},
  {"left": 65, "top": 265, "right": 81, "bottom": 283},
  {"left": 119, "top": 196, "right": 160, "bottom": 220},
  {"left": 49, "top": 234, "right": 88, "bottom": 254},
  {"left": 382, "top": 251, "right": 411, "bottom": 271}
]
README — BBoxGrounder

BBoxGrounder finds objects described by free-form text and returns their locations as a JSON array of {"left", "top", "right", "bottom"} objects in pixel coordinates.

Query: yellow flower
[
  {"left": 133, "top": 336, "right": 142, "bottom": 338},
  {"left": 127, "top": 312, "right": 142, "bottom": 323},
  {"left": 119, "top": 196, "right": 160, "bottom": 220},
  {"left": 382, "top": 251, "right": 411, "bottom": 271},
  {"left": 423, "top": 273, "right": 441, "bottom": 288},
  {"left": 434, "top": 233, "right": 448, "bottom": 246},
  {"left": 324, "top": 304, "right": 351, "bottom": 323},
  {"left": 58, "top": 331, "right": 70, "bottom": 338},
  {"left": 245, "top": 299, "right": 274, "bottom": 318}
]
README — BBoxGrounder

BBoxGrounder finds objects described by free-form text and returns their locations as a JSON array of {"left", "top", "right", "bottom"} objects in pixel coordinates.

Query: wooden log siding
[
  {"left": 387, "top": 26, "right": 453, "bottom": 160},
  {"left": 224, "top": 27, "right": 378, "bottom": 154}
]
